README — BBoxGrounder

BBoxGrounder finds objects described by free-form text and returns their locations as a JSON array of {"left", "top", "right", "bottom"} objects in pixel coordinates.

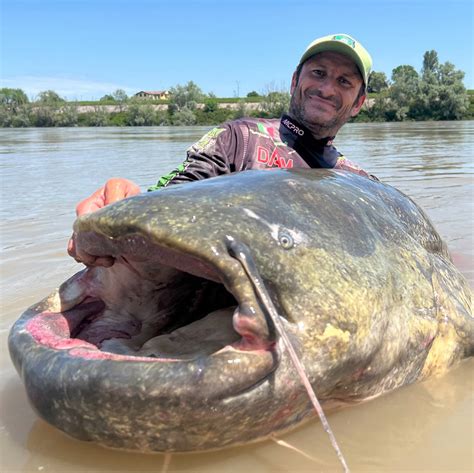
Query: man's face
[{"left": 289, "top": 51, "right": 366, "bottom": 138}]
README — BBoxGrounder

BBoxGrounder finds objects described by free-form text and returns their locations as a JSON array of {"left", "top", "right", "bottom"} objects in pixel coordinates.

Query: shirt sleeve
[{"left": 147, "top": 123, "right": 240, "bottom": 191}]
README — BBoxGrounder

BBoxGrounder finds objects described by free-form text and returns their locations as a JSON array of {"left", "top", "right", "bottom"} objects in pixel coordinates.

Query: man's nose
[{"left": 317, "top": 78, "right": 337, "bottom": 98}]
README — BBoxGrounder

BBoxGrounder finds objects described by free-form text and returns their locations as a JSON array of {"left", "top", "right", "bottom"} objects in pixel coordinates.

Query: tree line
[
  {"left": 360, "top": 50, "right": 471, "bottom": 121},
  {"left": 0, "top": 84, "right": 290, "bottom": 127},
  {"left": 1, "top": 50, "right": 471, "bottom": 128}
]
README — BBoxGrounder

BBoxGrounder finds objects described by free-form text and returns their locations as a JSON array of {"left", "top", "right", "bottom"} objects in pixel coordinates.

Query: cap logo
[{"left": 332, "top": 34, "right": 356, "bottom": 48}]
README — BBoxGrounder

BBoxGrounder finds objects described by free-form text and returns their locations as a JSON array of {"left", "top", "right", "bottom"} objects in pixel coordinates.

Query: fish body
[{"left": 8, "top": 169, "right": 473, "bottom": 452}]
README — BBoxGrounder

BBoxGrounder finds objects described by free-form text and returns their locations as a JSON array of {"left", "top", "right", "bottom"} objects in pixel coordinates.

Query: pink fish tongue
[
  {"left": 26, "top": 298, "right": 140, "bottom": 351},
  {"left": 25, "top": 300, "right": 103, "bottom": 351}
]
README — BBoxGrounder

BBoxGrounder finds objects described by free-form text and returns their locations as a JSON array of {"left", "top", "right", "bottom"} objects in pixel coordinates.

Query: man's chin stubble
[
  {"left": 299, "top": 109, "right": 338, "bottom": 138},
  {"left": 289, "top": 99, "right": 340, "bottom": 139}
]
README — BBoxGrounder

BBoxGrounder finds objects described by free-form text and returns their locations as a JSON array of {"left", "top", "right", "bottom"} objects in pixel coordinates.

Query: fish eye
[{"left": 278, "top": 232, "right": 294, "bottom": 249}]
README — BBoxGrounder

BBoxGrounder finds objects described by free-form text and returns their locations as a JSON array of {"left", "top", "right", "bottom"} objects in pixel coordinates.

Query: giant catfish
[{"left": 8, "top": 169, "right": 473, "bottom": 452}]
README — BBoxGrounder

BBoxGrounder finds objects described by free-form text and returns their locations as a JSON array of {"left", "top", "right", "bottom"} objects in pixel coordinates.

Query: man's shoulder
[{"left": 225, "top": 116, "right": 280, "bottom": 130}]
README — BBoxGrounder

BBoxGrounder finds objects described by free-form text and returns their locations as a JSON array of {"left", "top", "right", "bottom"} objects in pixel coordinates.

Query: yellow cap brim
[{"left": 299, "top": 35, "right": 372, "bottom": 86}]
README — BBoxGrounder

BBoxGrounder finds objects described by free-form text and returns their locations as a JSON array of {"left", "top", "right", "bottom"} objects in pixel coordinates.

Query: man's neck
[{"left": 284, "top": 114, "right": 335, "bottom": 143}]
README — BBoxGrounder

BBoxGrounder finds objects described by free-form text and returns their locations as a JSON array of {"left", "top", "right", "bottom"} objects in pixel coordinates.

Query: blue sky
[{"left": 1, "top": 0, "right": 473, "bottom": 100}]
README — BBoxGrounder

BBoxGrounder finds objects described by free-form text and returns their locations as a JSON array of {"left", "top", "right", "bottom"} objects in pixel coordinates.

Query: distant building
[{"left": 134, "top": 90, "right": 170, "bottom": 100}]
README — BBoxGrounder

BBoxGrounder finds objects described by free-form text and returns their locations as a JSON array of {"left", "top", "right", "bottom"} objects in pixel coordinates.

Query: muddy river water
[{"left": 0, "top": 122, "right": 472, "bottom": 472}]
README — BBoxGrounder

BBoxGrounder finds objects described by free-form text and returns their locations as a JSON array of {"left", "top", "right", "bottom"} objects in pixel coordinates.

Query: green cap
[{"left": 298, "top": 33, "right": 372, "bottom": 87}]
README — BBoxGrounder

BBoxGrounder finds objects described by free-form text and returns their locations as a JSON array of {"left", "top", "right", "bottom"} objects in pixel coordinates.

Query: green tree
[
  {"left": 99, "top": 94, "right": 116, "bottom": 103},
  {"left": 0, "top": 88, "right": 29, "bottom": 112},
  {"left": 372, "top": 50, "right": 469, "bottom": 121},
  {"left": 0, "top": 88, "right": 30, "bottom": 126},
  {"left": 170, "top": 106, "right": 197, "bottom": 125},
  {"left": 195, "top": 107, "right": 233, "bottom": 125},
  {"left": 126, "top": 102, "right": 156, "bottom": 126},
  {"left": 112, "top": 89, "right": 128, "bottom": 112},
  {"left": 233, "top": 100, "right": 248, "bottom": 119},
  {"left": 203, "top": 93, "right": 219, "bottom": 113},
  {"left": 421, "top": 50, "right": 439, "bottom": 84},
  {"left": 54, "top": 104, "right": 78, "bottom": 127},
  {"left": 0, "top": 104, "right": 31, "bottom": 127},
  {"left": 367, "top": 72, "right": 389, "bottom": 93},
  {"left": 413, "top": 51, "right": 468, "bottom": 120},
  {"left": 10, "top": 109, "right": 31, "bottom": 127},
  {"left": 391, "top": 65, "right": 419, "bottom": 85},
  {"left": 86, "top": 106, "right": 110, "bottom": 126},
  {"left": 112, "top": 89, "right": 128, "bottom": 102},
  {"left": 386, "top": 65, "right": 420, "bottom": 120},
  {"left": 246, "top": 91, "right": 260, "bottom": 97},
  {"left": 30, "top": 107, "right": 56, "bottom": 127},
  {"left": 260, "top": 90, "right": 290, "bottom": 118},
  {"left": 30, "top": 90, "right": 66, "bottom": 127},
  {"left": 364, "top": 90, "right": 390, "bottom": 122},
  {"left": 168, "top": 81, "right": 205, "bottom": 112},
  {"left": 36, "top": 90, "right": 65, "bottom": 105}
]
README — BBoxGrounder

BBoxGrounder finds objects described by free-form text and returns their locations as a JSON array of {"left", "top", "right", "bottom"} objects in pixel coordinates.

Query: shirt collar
[{"left": 280, "top": 114, "right": 334, "bottom": 146}]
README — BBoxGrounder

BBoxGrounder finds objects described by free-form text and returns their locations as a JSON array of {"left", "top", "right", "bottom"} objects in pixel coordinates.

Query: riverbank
[{"left": 1, "top": 91, "right": 473, "bottom": 128}]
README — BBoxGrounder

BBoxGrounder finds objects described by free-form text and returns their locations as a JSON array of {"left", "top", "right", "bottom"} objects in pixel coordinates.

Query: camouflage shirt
[{"left": 148, "top": 115, "right": 374, "bottom": 190}]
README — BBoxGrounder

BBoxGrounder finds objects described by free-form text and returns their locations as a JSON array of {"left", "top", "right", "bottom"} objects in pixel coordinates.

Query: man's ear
[
  {"left": 290, "top": 71, "right": 298, "bottom": 95},
  {"left": 351, "top": 94, "right": 366, "bottom": 117}
]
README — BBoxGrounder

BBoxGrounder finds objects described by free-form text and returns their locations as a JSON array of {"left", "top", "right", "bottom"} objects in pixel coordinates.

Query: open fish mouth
[{"left": 22, "top": 229, "right": 279, "bottom": 368}]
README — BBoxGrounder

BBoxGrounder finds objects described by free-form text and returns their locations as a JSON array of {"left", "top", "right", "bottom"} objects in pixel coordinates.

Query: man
[{"left": 69, "top": 33, "right": 373, "bottom": 266}]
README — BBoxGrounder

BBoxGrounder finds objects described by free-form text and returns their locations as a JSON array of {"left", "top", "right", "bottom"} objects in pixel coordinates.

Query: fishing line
[{"left": 226, "top": 236, "right": 350, "bottom": 473}]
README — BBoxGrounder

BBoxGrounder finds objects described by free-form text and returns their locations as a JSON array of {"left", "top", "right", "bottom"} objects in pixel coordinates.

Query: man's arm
[{"left": 148, "top": 124, "right": 239, "bottom": 191}]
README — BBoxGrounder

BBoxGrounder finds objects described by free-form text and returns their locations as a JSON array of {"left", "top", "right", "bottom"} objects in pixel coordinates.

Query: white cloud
[{"left": 0, "top": 75, "right": 139, "bottom": 100}]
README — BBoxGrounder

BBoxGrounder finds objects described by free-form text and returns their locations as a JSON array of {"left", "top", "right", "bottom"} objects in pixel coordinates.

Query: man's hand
[{"left": 68, "top": 178, "right": 141, "bottom": 266}]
